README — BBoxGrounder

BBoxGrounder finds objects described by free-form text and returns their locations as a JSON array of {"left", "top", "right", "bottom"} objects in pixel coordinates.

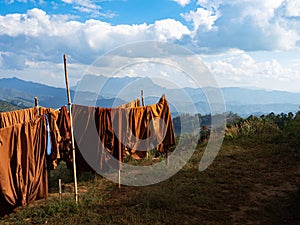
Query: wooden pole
[
  {"left": 63, "top": 54, "right": 78, "bottom": 203},
  {"left": 58, "top": 179, "right": 62, "bottom": 202},
  {"left": 141, "top": 90, "right": 150, "bottom": 159},
  {"left": 141, "top": 90, "right": 145, "bottom": 106},
  {"left": 118, "top": 170, "right": 121, "bottom": 189},
  {"left": 34, "top": 97, "right": 39, "bottom": 115},
  {"left": 34, "top": 97, "right": 38, "bottom": 107},
  {"left": 118, "top": 114, "right": 121, "bottom": 189}
]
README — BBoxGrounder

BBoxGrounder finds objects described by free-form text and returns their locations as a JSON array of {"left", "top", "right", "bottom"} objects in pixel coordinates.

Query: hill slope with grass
[
  {"left": 0, "top": 100, "right": 22, "bottom": 112},
  {"left": 1, "top": 119, "right": 299, "bottom": 224}
]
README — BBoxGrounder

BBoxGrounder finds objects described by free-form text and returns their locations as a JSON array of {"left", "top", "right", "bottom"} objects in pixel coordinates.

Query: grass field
[{"left": 1, "top": 138, "right": 299, "bottom": 225}]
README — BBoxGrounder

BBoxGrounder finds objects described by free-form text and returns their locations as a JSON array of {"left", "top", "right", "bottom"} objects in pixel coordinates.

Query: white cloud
[
  {"left": 283, "top": 0, "right": 300, "bottom": 17},
  {"left": 150, "top": 19, "right": 190, "bottom": 41},
  {"left": 197, "top": 0, "right": 223, "bottom": 10},
  {"left": 1, "top": 2, "right": 300, "bottom": 91},
  {"left": 61, "top": 0, "right": 72, "bottom": 3},
  {"left": 181, "top": 8, "right": 220, "bottom": 33},
  {"left": 61, "top": 0, "right": 100, "bottom": 10},
  {"left": 0, "top": 9, "right": 189, "bottom": 54},
  {"left": 236, "top": 0, "right": 284, "bottom": 26},
  {"left": 206, "top": 51, "right": 300, "bottom": 91},
  {"left": 0, "top": 8, "right": 190, "bottom": 42},
  {"left": 0, "top": 8, "right": 190, "bottom": 78},
  {"left": 172, "top": 0, "right": 190, "bottom": 7},
  {"left": 81, "top": 20, "right": 151, "bottom": 52},
  {"left": 61, "top": 0, "right": 105, "bottom": 17},
  {"left": 0, "top": 8, "right": 79, "bottom": 38},
  {"left": 182, "top": 0, "right": 300, "bottom": 52}
]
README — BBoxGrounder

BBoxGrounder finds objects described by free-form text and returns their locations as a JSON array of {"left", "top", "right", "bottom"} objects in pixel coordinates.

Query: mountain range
[{"left": 0, "top": 76, "right": 300, "bottom": 117}]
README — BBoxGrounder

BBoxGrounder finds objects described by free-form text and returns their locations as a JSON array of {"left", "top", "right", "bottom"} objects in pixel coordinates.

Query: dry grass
[{"left": 1, "top": 139, "right": 300, "bottom": 225}]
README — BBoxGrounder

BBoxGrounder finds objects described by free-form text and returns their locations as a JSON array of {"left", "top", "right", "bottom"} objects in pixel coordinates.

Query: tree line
[
  {"left": 173, "top": 111, "right": 300, "bottom": 150},
  {"left": 225, "top": 111, "right": 300, "bottom": 148}
]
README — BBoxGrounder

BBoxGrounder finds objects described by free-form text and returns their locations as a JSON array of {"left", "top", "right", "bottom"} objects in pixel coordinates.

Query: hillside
[
  {"left": 0, "top": 77, "right": 69, "bottom": 109},
  {"left": 0, "top": 100, "right": 22, "bottom": 112}
]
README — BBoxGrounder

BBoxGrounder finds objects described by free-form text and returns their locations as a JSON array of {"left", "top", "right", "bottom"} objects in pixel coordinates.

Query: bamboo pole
[
  {"left": 34, "top": 97, "right": 38, "bottom": 107},
  {"left": 58, "top": 179, "right": 62, "bottom": 202},
  {"left": 63, "top": 54, "right": 78, "bottom": 203},
  {"left": 118, "top": 115, "right": 121, "bottom": 189},
  {"left": 118, "top": 170, "right": 121, "bottom": 189},
  {"left": 141, "top": 90, "right": 150, "bottom": 159},
  {"left": 141, "top": 90, "right": 145, "bottom": 106},
  {"left": 34, "top": 97, "right": 39, "bottom": 115}
]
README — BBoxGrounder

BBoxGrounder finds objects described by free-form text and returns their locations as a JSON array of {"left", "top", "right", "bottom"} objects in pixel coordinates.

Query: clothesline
[
  {"left": 0, "top": 93, "right": 176, "bottom": 216},
  {"left": 0, "top": 55, "right": 176, "bottom": 215},
  {"left": 0, "top": 107, "right": 52, "bottom": 216}
]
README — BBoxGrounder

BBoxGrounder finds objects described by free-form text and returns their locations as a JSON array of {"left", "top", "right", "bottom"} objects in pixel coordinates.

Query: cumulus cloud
[
  {"left": 172, "top": 0, "right": 190, "bottom": 7},
  {"left": 0, "top": 8, "right": 52, "bottom": 37},
  {"left": 150, "top": 19, "right": 190, "bottom": 41},
  {"left": 1, "top": 1, "right": 300, "bottom": 90},
  {"left": 282, "top": 0, "right": 300, "bottom": 17},
  {"left": 182, "top": 0, "right": 300, "bottom": 52},
  {"left": 206, "top": 51, "right": 300, "bottom": 90},
  {"left": 0, "top": 8, "right": 190, "bottom": 68},
  {"left": 181, "top": 8, "right": 220, "bottom": 33},
  {"left": 196, "top": 0, "right": 222, "bottom": 10},
  {"left": 1, "top": 1, "right": 299, "bottom": 61}
]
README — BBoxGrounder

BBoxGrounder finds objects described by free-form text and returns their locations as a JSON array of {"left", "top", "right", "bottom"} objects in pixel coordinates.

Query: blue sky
[{"left": 0, "top": 0, "right": 300, "bottom": 92}]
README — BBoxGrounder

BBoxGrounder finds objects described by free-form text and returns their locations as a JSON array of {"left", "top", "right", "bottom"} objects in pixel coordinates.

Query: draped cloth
[
  {"left": 117, "top": 98, "right": 141, "bottom": 108},
  {"left": 70, "top": 95, "right": 176, "bottom": 172},
  {"left": 0, "top": 107, "right": 62, "bottom": 170},
  {"left": 0, "top": 107, "right": 39, "bottom": 128},
  {"left": 0, "top": 116, "right": 48, "bottom": 216},
  {"left": 40, "top": 108, "right": 62, "bottom": 170}
]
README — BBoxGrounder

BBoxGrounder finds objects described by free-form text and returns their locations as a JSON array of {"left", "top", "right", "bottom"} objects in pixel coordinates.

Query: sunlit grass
[{"left": 1, "top": 137, "right": 299, "bottom": 225}]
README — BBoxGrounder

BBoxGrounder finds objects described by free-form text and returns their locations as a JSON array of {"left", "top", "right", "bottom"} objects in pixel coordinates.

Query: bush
[{"left": 225, "top": 115, "right": 282, "bottom": 143}]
